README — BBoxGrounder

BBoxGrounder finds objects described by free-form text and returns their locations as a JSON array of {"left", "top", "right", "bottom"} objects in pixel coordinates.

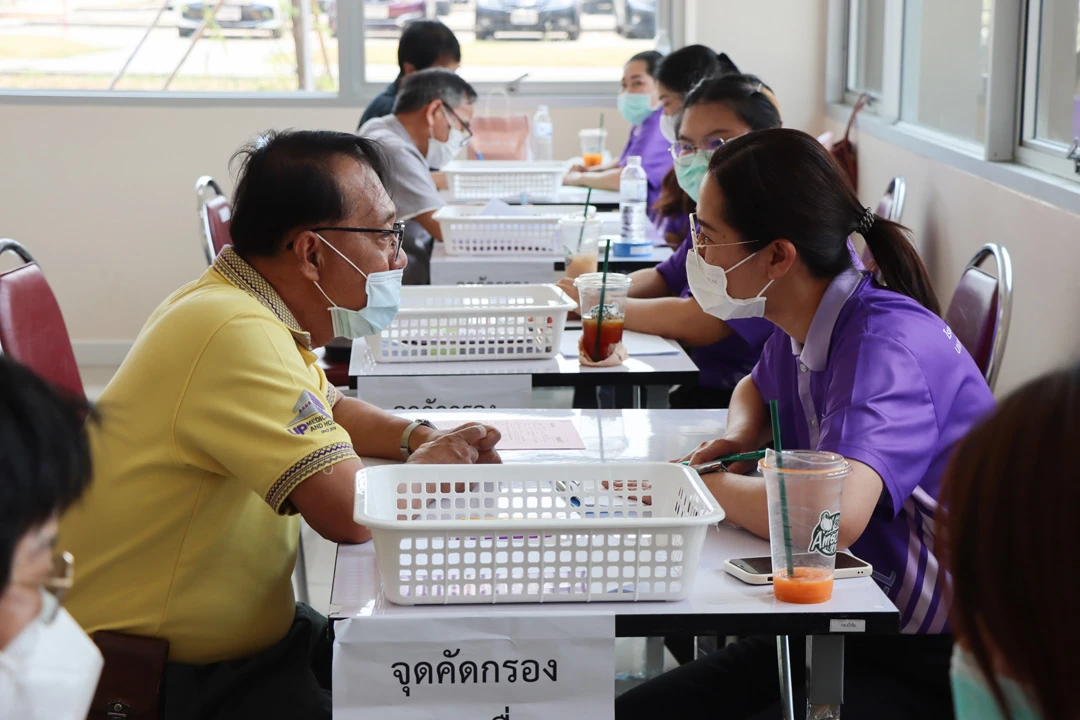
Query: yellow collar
[{"left": 212, "top": 246, "right": 312, "bottom": 349}]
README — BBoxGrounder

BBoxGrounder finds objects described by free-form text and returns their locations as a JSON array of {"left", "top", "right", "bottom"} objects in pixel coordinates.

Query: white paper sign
[
  {"left": 333, "top": 614, "right": 615, "bottom": 720},
  {"left": 355, "top": 374, "right": 532, "bottom": 411}
]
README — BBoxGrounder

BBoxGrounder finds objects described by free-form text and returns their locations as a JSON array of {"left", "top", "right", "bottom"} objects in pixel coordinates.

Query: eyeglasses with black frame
[
  {"left": 443, "top": 104, "right": 474, "bottom": 144},
  {"left": 313, "top": 221, "right": 406, "bottom": 263}
]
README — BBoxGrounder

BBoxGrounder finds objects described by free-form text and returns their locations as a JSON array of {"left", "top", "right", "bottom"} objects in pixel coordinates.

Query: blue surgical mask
[
  {"left": 950, "top": 645, "right": 1041, "bottom": 720},
  {"left": 673, "top": 150, "right": 713, "bottom": 203},
  {"left": 617, "top": 92, "right": 655, "bottom": 127},
  {"left": 313, "top": 234, "right": 403, "bottom": 339}
]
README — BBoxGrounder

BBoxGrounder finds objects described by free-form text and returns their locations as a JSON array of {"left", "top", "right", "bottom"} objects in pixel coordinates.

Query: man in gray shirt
[{"left": 358, "top": 69, "right": 477, "bottom": 285}]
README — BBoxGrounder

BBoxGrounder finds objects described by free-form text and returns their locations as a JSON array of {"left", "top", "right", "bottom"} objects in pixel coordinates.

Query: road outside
[{"left": 0, "top": 1, "right": 655, "bottom": 92}]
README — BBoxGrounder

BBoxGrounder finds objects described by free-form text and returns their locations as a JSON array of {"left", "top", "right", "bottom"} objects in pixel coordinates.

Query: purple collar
[{"left": 790, "top": 267, "right": 864, "bottom": 371}]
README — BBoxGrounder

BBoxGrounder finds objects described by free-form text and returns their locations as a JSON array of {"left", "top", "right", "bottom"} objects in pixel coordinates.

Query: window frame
[
  {"left": 0, "top": 0, "right": 682, "bottom": 109},
  {"left": 827, "top": 0, "right": 1080, "bottom": 214}
]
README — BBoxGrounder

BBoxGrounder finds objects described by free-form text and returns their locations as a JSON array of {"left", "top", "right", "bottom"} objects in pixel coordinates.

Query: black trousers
[
  {"left": 163, "top": 604, "right": 332, "bottom": 720},
  {"left": 616, "top": 634, "right": 955, "bottom": 720}
]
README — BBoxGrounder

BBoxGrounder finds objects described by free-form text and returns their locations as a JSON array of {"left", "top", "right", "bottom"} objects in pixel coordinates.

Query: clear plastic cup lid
[
  {"left": 574, "top": 272, "right": 632, "bottom": 289},
  {"left": 578, "top": 128, "right": 609, "bottom": 139},
  {"left": 758, "top": 449, "right": 851, "bottom": 477}
]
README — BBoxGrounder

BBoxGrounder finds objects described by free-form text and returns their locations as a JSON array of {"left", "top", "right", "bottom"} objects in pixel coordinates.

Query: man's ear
[
  {"left": 291, "top": 230, "right": 323, "bottom": 282},
  {"left": 424, "top": 99, "right": 443, "bottom": 129},
  {"left": 401, "top": 62, "right": 417, "bottom": 76},
  {"left": 765, "top": 239, "right": 798, "bottom": 281}
]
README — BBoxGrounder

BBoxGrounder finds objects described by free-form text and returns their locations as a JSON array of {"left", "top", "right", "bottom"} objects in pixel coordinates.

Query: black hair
[
  {"left": 0, "top": 356, "right": 93, "bottom": 590},
  {"left": 628, "top": 50, "right": 663, "bottom": 78},
  {"left": 228, "top": 130, "right": 389, "bottom": 258},
  {"left": 708, "top": 128, "right": 941, "bottom": 315},
  {"left": 397, "top": 20, "right": 461, "bottom": 77},
  {"left": 681, "top": 73, "right": 782, "bottom": 132},
  {"left": 656, "top": 46, "right": 738, "bottom": 96},
  {"left": 393, "top": 68, "right": 478, "bottom": 115}
]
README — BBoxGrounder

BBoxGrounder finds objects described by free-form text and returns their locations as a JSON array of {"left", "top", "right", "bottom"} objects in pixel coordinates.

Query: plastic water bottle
[
  {"left": 620, "top": 156, "right": 648, "bottom": 243},
  {"left": 532, "top": 105, "right": 553, "bottom": 162}
]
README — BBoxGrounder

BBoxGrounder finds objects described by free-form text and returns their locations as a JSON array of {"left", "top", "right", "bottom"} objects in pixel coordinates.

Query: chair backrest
[
  {"left": 862, "top": 176, "right": 908, "bottom": 271},
  {"left": 196, "top": 176, "right": 232, "bottom": 264},
  {"left": 0, "top": 240, "right": 85, "bottom": 399},
  {"left": 944, "top": 243, "right": 1013, "bottom": 391},
  {"left": 875, "top": 176, "right": 906, "bottom": 223}
]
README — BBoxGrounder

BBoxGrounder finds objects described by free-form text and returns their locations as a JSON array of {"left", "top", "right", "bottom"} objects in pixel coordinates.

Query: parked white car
[{"left": 176, "top": 1, "right": 285, "bottom": 39}]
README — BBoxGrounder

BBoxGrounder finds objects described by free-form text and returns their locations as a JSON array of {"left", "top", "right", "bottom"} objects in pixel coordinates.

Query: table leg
[
  {"left": 644, "top": 636, "right": 665, "bottom": 679},
  {"left": 806, "top": 635, "right": 844, "bottom": 719},
  {"left": 632, "top": 385, "right": 643, "bottom": 409},
  {"left": 777, "top": 635, "right": 796, "bottom": 720}
]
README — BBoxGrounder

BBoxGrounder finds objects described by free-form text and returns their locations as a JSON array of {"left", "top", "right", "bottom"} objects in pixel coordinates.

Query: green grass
[{"left": 0, "top": 35, "right": 112, "bottom": 59}]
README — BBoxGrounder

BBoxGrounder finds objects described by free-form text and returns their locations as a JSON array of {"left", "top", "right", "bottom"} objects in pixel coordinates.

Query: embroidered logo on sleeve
[
  {"left": 286, "top": 390, "right": 335, "bottom": 436},
  {"left": 808, "top": 510, "right": 840, "bottom": 557}
]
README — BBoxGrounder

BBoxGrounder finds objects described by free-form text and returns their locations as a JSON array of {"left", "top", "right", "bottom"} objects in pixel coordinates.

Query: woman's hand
[
  {"left": 677, "top": 436, "right": 760, "bottom": 475},
  {"left": 563, "top": 171, "right": 585, "bottom": 187}
]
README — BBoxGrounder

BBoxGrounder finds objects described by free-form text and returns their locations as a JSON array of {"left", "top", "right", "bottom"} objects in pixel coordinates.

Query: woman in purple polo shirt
[
  {"left": 617, "top": 129, "right": 995, "bottom": 718},
  {"left": 560, "top": 73, "right": 781, "bottom": 409},
  {"left": 563, "top": 50, "right": 671, "bottom": 219}
]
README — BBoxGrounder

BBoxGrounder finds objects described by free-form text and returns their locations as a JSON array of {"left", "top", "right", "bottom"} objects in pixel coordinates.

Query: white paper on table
[
  {"left": 559, "top": 330, "right": 680, "bottom": 358},
  {"left": 435, "top": 418, "right": 586, "bottom": 450},
  {"left": 355, "top": 374, "right": 532, "bottom": 411},
  {"left": 480, "top": 198, "right": 527, "bottom": 217},
  {"left": 333, "top": 614, "right": 615, "bottom": 720}
]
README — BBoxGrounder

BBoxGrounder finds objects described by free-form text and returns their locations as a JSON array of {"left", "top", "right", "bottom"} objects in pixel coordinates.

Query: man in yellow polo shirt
[{"left": 59, "top": 129, "right": 499, "bottom": 719}]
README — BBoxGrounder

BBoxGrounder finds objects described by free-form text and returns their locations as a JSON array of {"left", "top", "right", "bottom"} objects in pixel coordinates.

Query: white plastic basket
[
  {"left": 434, "top": 204, "right": 595, "bottom": 256},
  {"left": 364, "top": 284, "right": 575, "bottom": 363},
  {"left": 442, "top": 160, "right": 569, "bottom": 202},
  {"left": 354, "top": 463, "right": 725, "bottom": 605}
]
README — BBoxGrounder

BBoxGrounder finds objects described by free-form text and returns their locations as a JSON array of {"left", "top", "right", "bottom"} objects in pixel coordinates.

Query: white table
[
  {"left": 429, "top": 243, "right": 674, "bottom": 286},
  {"left": 348, "top": 332, "right": 699, "bottom": 409},
  {"left": 437, "top": 186, "right": 623, "bottom": 209},
  {"left": 330, "top": 410, "right": 900, "bottom": 715}
]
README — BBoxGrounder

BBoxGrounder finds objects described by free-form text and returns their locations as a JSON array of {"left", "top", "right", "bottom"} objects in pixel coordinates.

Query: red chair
[
  {"left": 863, "top": 177, "right": 907, "bottom": 271},
  {"left": 875, "top": 176, "right": 906, "bottom": 222},
  {"left": 944, "top": 243, "right": 1013, "bottom": 391},
  {"left": 196, "top": 176, "right": 232, "bottom": 264},
  {"left": 0, "top": 239, "right": 85, "bottom": 400}
]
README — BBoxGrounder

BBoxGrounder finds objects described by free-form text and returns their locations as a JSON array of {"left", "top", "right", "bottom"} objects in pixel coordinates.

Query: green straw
[
  {"left": 576, "top": 187, "right": 593, "bottom": 253},
  {"left": 770, "top": 399, "right": 795, "bottom": 578},
  {"left": 593, "top": 240, "right": 612, "bottom": 362}
]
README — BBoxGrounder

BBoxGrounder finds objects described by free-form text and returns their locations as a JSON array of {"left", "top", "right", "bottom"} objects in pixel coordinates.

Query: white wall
[
  {"left": 0, "top": 102, "right": 627, "bottom": 364},
  {"left": 828, "top": 118, "right": 1080, "bottom": 397},
  {"left": 685, "top": 0, "right": 827, "bottom": 136}
]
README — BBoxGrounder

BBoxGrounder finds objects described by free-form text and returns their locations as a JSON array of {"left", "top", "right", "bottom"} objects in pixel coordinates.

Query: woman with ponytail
[{"left": 616, "top": 129, "right": 996, "bottom": 719}]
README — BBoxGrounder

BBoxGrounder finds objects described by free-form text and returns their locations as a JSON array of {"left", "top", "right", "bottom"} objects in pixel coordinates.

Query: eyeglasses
[
  {"left": 314, "top": 222, "right": 406, "bottom": 263},
  {"left": 443, "top": 104, "right": 474, "bottom": 145},
  {"left": 669, "top": 137, "right": 726, "bottom": 167},
  {"left": 688, "top": 212, "right": 757, "bottom": 251}
]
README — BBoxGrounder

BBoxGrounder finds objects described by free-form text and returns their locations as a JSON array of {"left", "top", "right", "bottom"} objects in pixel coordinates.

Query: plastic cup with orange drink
[
  {"left": 560, "top": 215, "right": 602, "bottom": 280},
  {"left": 578, "top": 128, "right": 608, "bottom": 168},
  {"left": 759, "top": 449, "right": 851, "bottom": 604},
  {"left": 574, "top": 272, "right": 631, "bottom": 362}
]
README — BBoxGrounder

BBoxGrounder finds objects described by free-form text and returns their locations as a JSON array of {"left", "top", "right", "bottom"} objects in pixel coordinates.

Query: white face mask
[
  {"left": 425, "top": 106, "right": 467, "bottom": 170},
  {"left": 660, "top": 112, "right": 678, "bottom": 144},
  {"left": 0, "top": 593, "right": 103, "bottom": 720},
  {"left": 685, "top": 215, "right": 773, "bottom": 321},
  {"left": 313, "top": 234, "right": 404, "bottom": 339}
]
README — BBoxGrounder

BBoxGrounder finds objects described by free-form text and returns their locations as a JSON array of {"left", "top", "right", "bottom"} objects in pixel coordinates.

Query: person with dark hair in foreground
[
  {"left": 616, "top": 128, "right": 996, "bottom": 719},
  {"left": 59, "top": 130, "right": 500, "bottom": 719},
  {"left": 0, "top": 356, "right": 100, "bottom": 717},
  {"left": 940, "top": 363, "right": 1080, "bottom": 720},
  {"left": 357, "top": 19, "right": 461, "bottom": 130},
  {"left": 358, "top": 68, "right": 477, "bottom": 285}
]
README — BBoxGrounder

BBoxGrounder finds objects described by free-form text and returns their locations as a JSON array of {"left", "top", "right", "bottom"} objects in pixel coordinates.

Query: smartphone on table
[{"left": 723, "top": 553, "right": 872, "bottom": 585}]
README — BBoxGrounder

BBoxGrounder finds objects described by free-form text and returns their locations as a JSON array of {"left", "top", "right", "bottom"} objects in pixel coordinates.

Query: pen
[{"left": 680, "top": 450, "right": 768, "bottom": 474}]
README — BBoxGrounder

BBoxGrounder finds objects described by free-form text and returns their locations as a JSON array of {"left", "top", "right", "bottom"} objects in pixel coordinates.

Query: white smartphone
[{"left": 723, "top": 553, "right": 873, "bottom": 585}]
